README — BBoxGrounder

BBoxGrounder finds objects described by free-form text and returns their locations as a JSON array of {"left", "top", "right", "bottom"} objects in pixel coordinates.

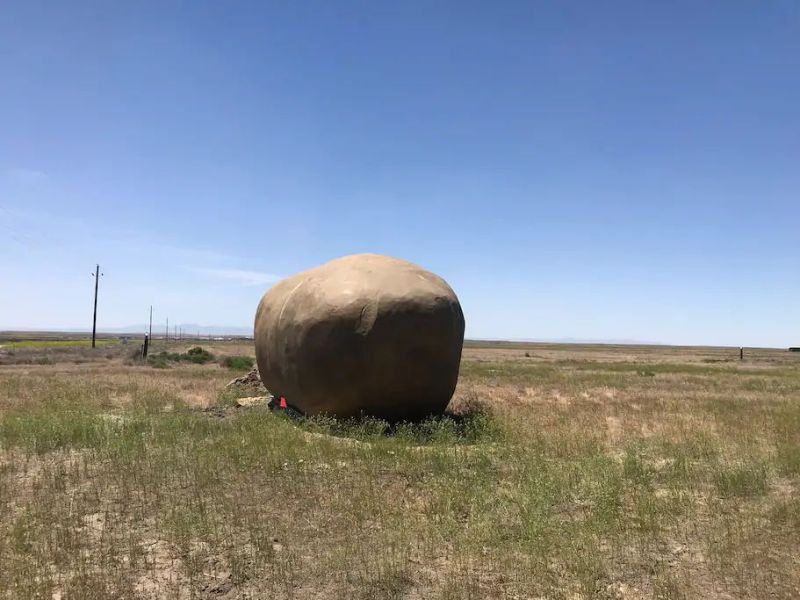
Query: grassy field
[
  {"left": 0, "top": 340, "right": 798, "bottom": 599},
  {"left": 0, "top": 339, "right": 118, "bottom": 349}
]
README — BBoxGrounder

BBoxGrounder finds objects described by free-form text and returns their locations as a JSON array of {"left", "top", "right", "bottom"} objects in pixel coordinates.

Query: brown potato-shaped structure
[{"left": 254, "top": 254, "right": 465, "bottom": 421}]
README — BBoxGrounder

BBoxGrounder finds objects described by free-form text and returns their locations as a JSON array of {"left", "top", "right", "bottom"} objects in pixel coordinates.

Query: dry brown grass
[{"left": 1, "top": 340, "right": 799, "bottom": 599}]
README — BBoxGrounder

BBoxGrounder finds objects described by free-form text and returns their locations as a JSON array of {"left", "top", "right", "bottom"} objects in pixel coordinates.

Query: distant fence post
[{"left": 740, "top": 347, "right": 744, "bottom": 361}]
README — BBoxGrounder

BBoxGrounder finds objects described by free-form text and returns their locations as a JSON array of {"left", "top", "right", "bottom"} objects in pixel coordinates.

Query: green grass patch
[
  {"left": 0, "top": 407, "right": 112, "bottom": 453},
  {"left": 221, "top": 355, "right": 255, "bottom": 370},
  {"left": 147, "top": 346, "right": 215, "bottom": 368},
  {"left": 297, "top": 408, "right": 500, "bottom": 447},
  {"left": 0, "top": 339, "right": 117, "bottom": 349},
  {"left": 776, "top": 444, "right": 800, "bottom": 476},
  {"left": 714, "top": 463, "right": 768, "bottom": 498}
]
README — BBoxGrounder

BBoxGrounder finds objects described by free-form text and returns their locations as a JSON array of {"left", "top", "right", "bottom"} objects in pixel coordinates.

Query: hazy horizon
[{"left": 0, "top": 324, "right": 789, "bottom": 350}]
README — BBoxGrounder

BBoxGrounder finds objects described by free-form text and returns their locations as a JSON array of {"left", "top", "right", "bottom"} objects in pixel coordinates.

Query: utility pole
[
  {"left": 91, "top": 264, "right": 103, "bottom": 348},
  {"left": 149, "top": 306, "right": 153, "bottom": 340},
  {"left": 166, "top": 317, "right": 169, "bottom": 345}
]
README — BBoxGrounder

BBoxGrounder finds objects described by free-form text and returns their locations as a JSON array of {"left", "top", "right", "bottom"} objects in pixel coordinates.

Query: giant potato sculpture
[{"left": 254, "top": 254, "right": 465, "bottom": 421}]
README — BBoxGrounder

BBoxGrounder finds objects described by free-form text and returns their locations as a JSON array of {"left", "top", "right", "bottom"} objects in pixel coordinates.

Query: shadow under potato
[{"left": 269, "top": 396, "right": 495, "bottom": 445}]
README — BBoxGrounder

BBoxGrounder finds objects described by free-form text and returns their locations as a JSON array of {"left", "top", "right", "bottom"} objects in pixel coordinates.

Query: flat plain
[{"left": 0, "top": 336, "right": 798, "bottom": 599}]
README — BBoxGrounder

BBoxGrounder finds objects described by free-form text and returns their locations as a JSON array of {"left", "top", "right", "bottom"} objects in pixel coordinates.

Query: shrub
[
  {"left": 184, "top": 347, "right": 214, "bottom": 364},
  {"left": 221, "top": 356, "right": 255, "bottom": 370},
  {"left": 145, "top": 347, "right": 215, "bottom": 367}
]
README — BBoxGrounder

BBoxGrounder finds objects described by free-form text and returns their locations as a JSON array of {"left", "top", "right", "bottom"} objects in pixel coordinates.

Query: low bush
[
  {"left": 221, "top": 356, "right": 255, "bottom": 370},
  {"left": 146, "top": 347, "right": 215, "bottom": 368},
  {"left": 185, "top": 346, "right": 215, "bottom": 363}
]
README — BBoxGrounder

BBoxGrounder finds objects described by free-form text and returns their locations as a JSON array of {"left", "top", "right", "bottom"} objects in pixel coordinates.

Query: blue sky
[{"left": 1, "top": 1, "right": 798, "bottom": 347}]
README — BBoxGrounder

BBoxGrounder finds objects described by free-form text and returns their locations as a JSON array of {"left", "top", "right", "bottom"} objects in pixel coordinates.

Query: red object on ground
[{"left": 279, "top": 397, "right": 287, "bottom": 409}]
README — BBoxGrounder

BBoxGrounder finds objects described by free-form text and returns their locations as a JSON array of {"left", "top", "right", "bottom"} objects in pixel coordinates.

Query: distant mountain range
[{"left": 112, "top": 323, "right": 254, "bottom": 336}]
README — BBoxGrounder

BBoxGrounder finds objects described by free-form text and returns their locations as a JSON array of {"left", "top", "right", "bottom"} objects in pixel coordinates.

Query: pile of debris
[
  {"left": 225, "top": 365, "right": 267, "bottom": 395},
  {"left": 224, "top": 367, "right": 302, "bottom": 415}
]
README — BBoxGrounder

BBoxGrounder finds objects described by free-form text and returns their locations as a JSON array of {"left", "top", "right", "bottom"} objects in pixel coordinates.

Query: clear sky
[{"left": 1, "top": 1, "right": 798, "bottom": 347}]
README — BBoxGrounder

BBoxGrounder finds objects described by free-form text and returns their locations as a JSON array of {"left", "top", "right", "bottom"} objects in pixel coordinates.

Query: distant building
[{"left": 790, "top": 347, "right": 800, "bottom": 352}]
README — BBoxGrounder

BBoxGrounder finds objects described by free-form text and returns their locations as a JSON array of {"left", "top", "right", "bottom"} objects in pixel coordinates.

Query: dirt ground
[{"left": 1, "top": 338, "right": 798, "bottom": 599}]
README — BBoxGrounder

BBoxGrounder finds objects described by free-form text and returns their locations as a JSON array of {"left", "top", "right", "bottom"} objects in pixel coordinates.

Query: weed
[
  {"left": 147, "top": 347, "right": 215, "bottom": 367},
  {"left": 221, "top": 355, "right": 255, "bottom": 370},
  {"left": 185, "top": 346, "right": 215, "bottom": 363},
  {"left": 714, "top": 463, "right": 768, "bottom": 498}
]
